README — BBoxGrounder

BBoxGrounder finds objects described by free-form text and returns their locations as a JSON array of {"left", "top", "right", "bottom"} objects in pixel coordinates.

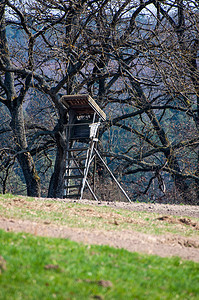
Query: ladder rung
[
  {"left": 67, "top": 166, "right": 84, "bottom": 170},
  {"left": 66, "top": 157, "right": 86, "bottom": 161},
  {"left": 64, "top": 175, "right": 84, "bottom": 179},
  {"left": 70, "top": 137, "right": 89, "bottom": 140},
  {"left": 68, "top": 147, "right": 88, "bottom": 152},
  {"left": 65, "top": 184, "right": 82, "bottom": 188},
  {"left": 65, "top": 122, "right": 92, "bottom": 127}
]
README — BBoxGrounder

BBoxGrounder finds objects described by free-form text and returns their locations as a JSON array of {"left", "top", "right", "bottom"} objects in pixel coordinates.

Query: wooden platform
[{"left": 60, "top": 94, "right": 106, "bottom": 121}]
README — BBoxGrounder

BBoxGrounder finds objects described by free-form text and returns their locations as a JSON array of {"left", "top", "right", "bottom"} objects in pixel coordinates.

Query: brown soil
[{"left": 1, "top": 198, "right": 199, "bottom": 262}]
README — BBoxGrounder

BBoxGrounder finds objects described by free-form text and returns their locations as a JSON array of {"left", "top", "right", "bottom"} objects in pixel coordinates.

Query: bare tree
[
  {"left": 103, "top": 0, "right": 199, "bottom": 203},
  {"left": 0, "top": 0, "right": 198, "bottom": 203},
  {"left": 0, "top": 0, "right": 41, "bottom": 196}
]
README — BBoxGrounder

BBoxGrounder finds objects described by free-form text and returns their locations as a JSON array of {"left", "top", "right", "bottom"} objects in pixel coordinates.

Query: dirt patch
[
  {"left": 156, "top": 216, "right": 199, "bottom": 230},
  {"left": 83, "top": 279, "right": 113, "bottom": 288},
  {"left": 0, "top": 255, "right": 6, "bottom": 273}
]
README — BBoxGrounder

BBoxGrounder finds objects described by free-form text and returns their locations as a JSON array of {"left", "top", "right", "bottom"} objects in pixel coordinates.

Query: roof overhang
[{"left": 60, "top": 94, "right": 106, "bottom": 121}]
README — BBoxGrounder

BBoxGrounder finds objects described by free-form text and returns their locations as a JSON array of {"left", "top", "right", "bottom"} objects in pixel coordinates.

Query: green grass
[
  {"left": 0, "top": 194, "right": 198, "bottom": 239},
  {"left": 0, "top": 229, "right": 199, "bottom": 300}
]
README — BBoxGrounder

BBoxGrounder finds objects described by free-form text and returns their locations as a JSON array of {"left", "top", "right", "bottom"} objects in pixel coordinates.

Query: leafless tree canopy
[{"left": 0, "top": 0, "right": 199, "bottom": 203}]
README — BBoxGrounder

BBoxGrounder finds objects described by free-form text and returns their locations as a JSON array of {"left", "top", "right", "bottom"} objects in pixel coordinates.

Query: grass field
[
  {"left": 0, "top": 194, "right": 198, "bottom": 239},
  {"left": 0, "top": 229, "right": 199, "bottom": 300},
  {"left": 0, "top": 194, "right": 199, "bottom": 299}
]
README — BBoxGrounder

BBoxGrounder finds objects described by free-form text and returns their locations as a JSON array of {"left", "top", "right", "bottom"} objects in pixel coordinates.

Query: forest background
[{"left": 0, "top": 0, "right": 199, "bottom": 204}]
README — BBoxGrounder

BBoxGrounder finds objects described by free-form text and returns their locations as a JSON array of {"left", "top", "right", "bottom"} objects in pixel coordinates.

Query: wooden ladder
[
  {"left": 63, "top": 146, "right": 88, "bottom": 199},
  {"left": 63, "top": 125, "right": 99, "bottom": 200}
]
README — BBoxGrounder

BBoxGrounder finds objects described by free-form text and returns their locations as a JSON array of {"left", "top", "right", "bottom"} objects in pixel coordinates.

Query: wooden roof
[{"left": 60, "top": 94, "right": 106, "bottom": 121}]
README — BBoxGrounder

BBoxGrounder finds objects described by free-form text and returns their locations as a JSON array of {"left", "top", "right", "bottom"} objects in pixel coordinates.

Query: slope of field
[{"left": 0, "top": 194, "right": 199, "bottom": 262}]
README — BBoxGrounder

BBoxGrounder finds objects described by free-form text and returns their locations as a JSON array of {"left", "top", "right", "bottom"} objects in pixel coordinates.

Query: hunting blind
[{"left": 60, "top": 94, "right": 131, "bottom": 202}]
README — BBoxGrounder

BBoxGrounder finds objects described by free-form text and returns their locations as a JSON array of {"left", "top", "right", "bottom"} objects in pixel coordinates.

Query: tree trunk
[
  {"left": 147, "top": 109, "right": 198, "bottom": 204},
  {"left": 9, "top": 100, "right": 41, "bottom": 197},
  {"left": 48, "top": 122, "right": 67, "bottom": 198},
  {"left": 0, "top": 2, "right": 40, "bottom": 197}
]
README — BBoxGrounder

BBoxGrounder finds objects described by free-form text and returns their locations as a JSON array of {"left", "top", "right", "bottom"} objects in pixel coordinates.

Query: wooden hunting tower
[
  {"left": 60, "top": 94, "right": 131, "bottom": 202},
  {"left": 60, "top": 94, "right": 106, "bottom": 200}
]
